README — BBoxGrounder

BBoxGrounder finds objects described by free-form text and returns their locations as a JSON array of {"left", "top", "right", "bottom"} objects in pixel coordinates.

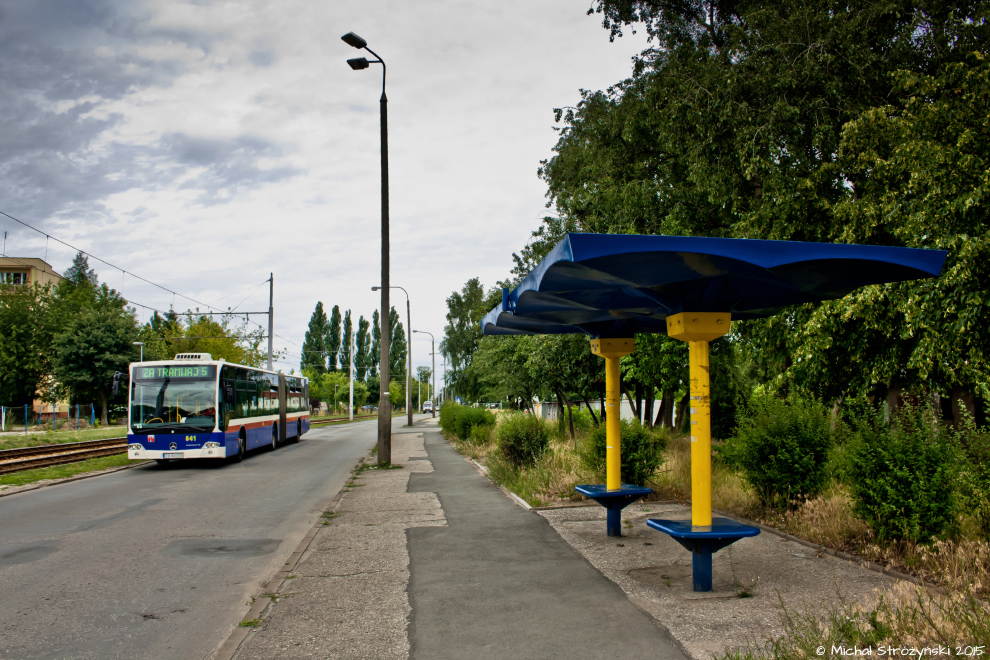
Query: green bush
[
  {"left": 956, "top": 417, "right": 990, "bottom": 540},
  {"left": 469, "top": 423, "right": 493, "bottom": 446},
  {"left": 735, "top": 394, "right": 834, "bottom": 509},
  {"left": 438, "top": 402, "right": 457, "bottom": 435},
  {"left": 848, "top": 403, "right": 961, "bottom": 543},
  {"left": 496, "top": 413, "right": 552, "bottom": 467},
  {"left": 581, "top": 420, "right": 667, "bottom": 487},
  {"left": 439, "top": 403, "right": 495, "bottom": 442}
]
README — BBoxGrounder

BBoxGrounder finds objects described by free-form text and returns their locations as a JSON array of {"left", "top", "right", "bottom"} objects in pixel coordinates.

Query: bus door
[{"left": 278, "top": 373, "right": 287, "bottom": 444}]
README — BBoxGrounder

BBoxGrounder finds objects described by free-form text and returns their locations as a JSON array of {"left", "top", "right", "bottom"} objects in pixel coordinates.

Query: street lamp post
[
  {"left": 374, "top": 285, "right": 411, "bottom": 427},
  {"left": 343, "top": 31, "right": 391, "bottom": 465},
  {"left": 132, "top": 342, "right": 144, "bottom": 362},
  {"left": 413, "top": 330, "right": 435, "bottom": 418}
]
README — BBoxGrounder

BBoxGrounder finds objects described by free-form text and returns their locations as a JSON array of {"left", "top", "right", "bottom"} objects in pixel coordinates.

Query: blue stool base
[
  {"left": 575, "top": 485, "right": 653, "bottom": 537},
  {"left": 646, "top": 517, "right": 760, "bottom": 592}
]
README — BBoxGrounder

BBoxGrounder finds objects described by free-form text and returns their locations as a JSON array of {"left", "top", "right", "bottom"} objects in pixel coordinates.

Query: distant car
[{"left": 422, "top": 401, "right": 434, "bottom": 413}]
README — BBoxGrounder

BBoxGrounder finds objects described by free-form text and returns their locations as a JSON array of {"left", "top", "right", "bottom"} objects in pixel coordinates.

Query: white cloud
[{"left": 0, "top": 0, "right": 649, "bottom": 374}]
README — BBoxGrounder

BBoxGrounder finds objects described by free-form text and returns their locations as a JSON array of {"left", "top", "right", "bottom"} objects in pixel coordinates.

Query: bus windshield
[{"left": 130, "top": 377, "right": 217, "bottom": 433}]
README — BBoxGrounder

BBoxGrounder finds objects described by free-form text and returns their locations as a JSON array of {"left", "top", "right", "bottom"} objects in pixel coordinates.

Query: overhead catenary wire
[
  {"left": 0, "top": 214, "right": 298, "bottom": 364},
  {"left": 0, "top": 210, "right": 269, "bottom": 321}
]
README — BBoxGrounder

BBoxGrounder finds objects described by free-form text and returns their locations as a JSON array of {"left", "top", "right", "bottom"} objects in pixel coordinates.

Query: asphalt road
[{"left": 0, "top": 417, "right": 398, "bottom": 660}]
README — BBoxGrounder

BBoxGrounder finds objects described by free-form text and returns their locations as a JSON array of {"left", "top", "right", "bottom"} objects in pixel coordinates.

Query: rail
[
  {"left": 0, "top": 414, "right": 389, "bottom": 475},
  {"left": 0, "top": 437, "right": 127, "bottom": 476}
]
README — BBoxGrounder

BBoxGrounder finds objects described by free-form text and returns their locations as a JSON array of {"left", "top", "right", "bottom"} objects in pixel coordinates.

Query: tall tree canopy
[
  {"left": 52, "top": 285, "right": 138, "bottom": 424},
  {"left": 301, "top": 302, "right": 328, "bottom": 373},
  {"left": 532, "top": 0, "right": 990, "bottom": 405},
  {"left": 63, "top": 251, "right": 98, "bottom": 287},
  {"left": 326, "top": 305, "right": 342, "bottom": 372},
  {"left": 355, "top": 315, "right": 371, "bottom": 381},
  {"left": 440, "top": 278, "right": 501, "bottom": 396},
  {"left": 342, "top": 309, "right": 353, "bottom": 374},
  {"left": 389, "top": 306, "right": 406, "bottom": 379}
]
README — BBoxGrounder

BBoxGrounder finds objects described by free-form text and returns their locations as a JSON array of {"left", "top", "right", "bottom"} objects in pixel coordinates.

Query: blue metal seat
[
  {"left": 647, "top": 517, "right": 760, "bottom": 592},
  {"left": 575, "top": 484, "right": 653, "bottom": 537}
]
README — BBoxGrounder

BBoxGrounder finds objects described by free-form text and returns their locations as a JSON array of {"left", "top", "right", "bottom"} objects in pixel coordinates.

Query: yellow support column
[
  {"left": 590, "top": 337, "right": 635, "bottom": 491},
  {"left": 666, "top": 312, "right": 730, "bottom": 527}
]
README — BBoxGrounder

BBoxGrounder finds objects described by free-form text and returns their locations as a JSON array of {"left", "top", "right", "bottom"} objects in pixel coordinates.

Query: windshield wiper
[{"left": 137, "top": 422, "right": 209, "bottom": 432}]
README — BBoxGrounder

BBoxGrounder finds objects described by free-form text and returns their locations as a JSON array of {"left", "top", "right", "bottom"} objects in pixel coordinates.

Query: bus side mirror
[
  {"left": 112, "top": 372, "right": 122, "bottom": 396},
  {"left": 224, "top": 384, "right": 235, "bottom": 404}
]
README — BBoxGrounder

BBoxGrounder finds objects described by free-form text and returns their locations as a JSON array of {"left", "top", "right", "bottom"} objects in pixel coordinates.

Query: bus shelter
[{"left": 481, "top": 233, "right": 945, "bottom": 591}]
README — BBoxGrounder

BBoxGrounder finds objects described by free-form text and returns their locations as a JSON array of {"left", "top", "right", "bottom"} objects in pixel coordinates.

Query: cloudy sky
[{"left": 0, "top": 0, "right": 648, "bottom": 377}]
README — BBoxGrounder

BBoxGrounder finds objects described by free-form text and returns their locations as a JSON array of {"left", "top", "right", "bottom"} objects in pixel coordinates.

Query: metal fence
[{"left": 1, "top": 404, "right": 98, "bottom": 432}]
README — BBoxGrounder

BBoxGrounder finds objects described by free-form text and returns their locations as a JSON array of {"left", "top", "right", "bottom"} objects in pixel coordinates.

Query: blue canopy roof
[{"left": 481, "top": 233, "right": 947, "bottom": 338}]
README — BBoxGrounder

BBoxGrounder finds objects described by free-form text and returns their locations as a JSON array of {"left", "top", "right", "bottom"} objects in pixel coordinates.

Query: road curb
[
  {"left": 0, "top": 460, "right": 151, "bottom": 499},
  {"left": 212, "top": 458, "right": 361, "bottom": 660}
]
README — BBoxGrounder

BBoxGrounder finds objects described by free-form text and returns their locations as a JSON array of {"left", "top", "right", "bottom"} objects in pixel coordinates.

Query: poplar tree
[
  {"left": 370, "top": 309, "right": 381, "bottom": 378},
  {"left": 342, "top": 310, "right": 353, "bottom": 375},
  {"left": 389, "top": 306, "right": 406, "bottom": 378},
  {"left": 301, "top": 302, "right": 328, "bottom": 373},
  {"left": 355, "top": 315, "right": 371, "bottom": 380},
  {"left": 326, "top": 305, "right": 342, "bottom": 372}
]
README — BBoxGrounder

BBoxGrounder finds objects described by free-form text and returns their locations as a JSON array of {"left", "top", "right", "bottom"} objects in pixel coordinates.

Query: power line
[{"left": 0, "top": 210, "right": 262, "bottom": 319}]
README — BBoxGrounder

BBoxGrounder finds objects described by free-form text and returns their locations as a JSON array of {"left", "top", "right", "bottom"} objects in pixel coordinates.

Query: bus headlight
[
  {"left": 128, "top": 444, "right": 142, "bottom": 451},
  {"left": 203, "top": 442, "right": 221, "bottom": 449}
]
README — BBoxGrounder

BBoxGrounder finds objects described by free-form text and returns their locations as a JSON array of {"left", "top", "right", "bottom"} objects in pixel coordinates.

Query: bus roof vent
[{"left": 174, "top": 353, "right": 213, "bottom": 361}]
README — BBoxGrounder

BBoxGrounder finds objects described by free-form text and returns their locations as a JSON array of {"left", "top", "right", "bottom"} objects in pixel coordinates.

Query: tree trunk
[
  {"left": 635, "top": 382, "right": 644, "bottom": 424},
  {"left": 553, "top": 388, "right": 566, "bottom": 435},
  {"left": 99, "top": 391, "right": 108, "bottom": 426},
  {"left": 600, "top": 395, "right": 606, "bottom": 424},
  {"left": 644, "top": 387, "right": 655, "bottom": 429},
  {"left": 621, "top": 382, "right": 640, "bottom": 420},
  {"left": 581, "top": 394, "right": 600, "bottom": 426},
  {"left": 656, "top": 391, "right": 674, "bottom": 429},
  {"left": 673, "top": 393, "right": 689, "bottom": 434},
  {"left": 829, "top": 396, "right": 844, "bottom": 432}
]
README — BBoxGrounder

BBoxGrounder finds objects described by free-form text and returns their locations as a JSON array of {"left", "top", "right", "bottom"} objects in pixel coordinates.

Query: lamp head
[
  {"left": 347, "top": 57, "right": 370, "bottom": 70},
  {"left": 341, "top": 32, "right": 367, "bottom": 49},
  {"left": 132, "top": 341, "right": 144, "bottom": 346},
  {"left": 371, "top": 286, "right": 381, "bottom": 291}
]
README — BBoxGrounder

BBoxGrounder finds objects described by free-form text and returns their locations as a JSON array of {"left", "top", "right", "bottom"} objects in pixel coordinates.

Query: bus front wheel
[{"left": 231, "top": 435, "right": 246, "bottom": 463}]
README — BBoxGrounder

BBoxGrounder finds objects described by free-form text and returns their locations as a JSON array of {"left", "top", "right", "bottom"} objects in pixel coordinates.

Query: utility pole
[
  {"left": 349, "top": 329, "right": 355, "bottom": 421},
  {"left": 267, "top": 273, "right": 274, "bottom": 371}
]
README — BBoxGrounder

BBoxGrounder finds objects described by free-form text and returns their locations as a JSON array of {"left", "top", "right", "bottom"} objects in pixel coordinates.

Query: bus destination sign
[{"left": 134, "top": 366, "right": 217, "bottom": 380}]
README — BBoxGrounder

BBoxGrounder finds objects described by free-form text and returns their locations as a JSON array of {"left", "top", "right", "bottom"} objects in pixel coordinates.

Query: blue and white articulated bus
[{"left": 127, "top": 353, "right": 310, "bottom": 464}]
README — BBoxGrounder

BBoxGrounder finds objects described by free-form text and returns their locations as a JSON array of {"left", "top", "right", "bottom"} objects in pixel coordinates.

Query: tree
[
  {"left": 355, "top": 315, "right": 371, "bottom": 380},
  {"left": 174, "top": 314, "right": 264, "bottom": 366},
  {"left": 441, "top": 278, "right": 501, "bottom": 396},
  {"left": 301, "top": 302, "right": 328, "bottom": 373},
  {"left": 535, "top": 0, "right": 990, "bottom": 408},
  {"left": 326, "top": 305, "right": 342, "bottom": 372},
  {"left": 0, "top": 282, "right": 56, "bottom": 406},
  {"left": 370, "top": 309, "right": 381, "bottom": 378},
  {"left": 389, "top": 306, "right": 406, "bottom": 378},
  {"left": 52, "top": 285, "right": 139, "bottom": 424},
  {"left": 342, "top": 310, "right": 353, "bottom": 374},
  {"left": 63, "top": 251, "right": 98, "bottom": 287}
]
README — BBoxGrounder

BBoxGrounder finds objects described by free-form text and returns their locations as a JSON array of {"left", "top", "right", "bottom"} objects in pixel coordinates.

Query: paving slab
[
  {"left": 234, "top": 429, "right": 442, "bottom": 660},
  {"left": 406, "top": 425, "right": 688, "bottom": 660},
  {"left": 538, "top": 503, "right": 894, "bottom": 658}
]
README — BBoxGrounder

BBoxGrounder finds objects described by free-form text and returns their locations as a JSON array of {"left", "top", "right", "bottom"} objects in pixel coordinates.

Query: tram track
[
  {"left": 0, "top": 437, "right": 127, "bottom": 475},
  {"left": 0, "top": 414, "right": 391, "bottom": 476},
  {"left": 309, "top": 413, "right": 379, "bottom": 427}
]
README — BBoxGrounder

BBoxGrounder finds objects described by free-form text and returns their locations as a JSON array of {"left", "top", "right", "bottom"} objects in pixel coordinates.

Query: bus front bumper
[{"left": 128, "top": 444, "right": 228, "bottom": 461}]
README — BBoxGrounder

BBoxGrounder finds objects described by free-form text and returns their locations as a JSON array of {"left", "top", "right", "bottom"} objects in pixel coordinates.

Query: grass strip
[
  {"left": 0, "top": 453, "right": 133, "bottom": 488},
  {"left": 0, "top": 427, "right": 126, "bottom": 450}
]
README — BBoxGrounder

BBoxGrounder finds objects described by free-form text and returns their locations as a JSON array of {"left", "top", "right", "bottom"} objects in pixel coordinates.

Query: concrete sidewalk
[
  {"left": 229, "top": 418, "right": 897, "bottom": 660},
  {"left": 230, "top": 418, "right": 686, "bottom": 660},
  {"left": 406, "top": 424, "right": 686, "bottom": 659}
]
